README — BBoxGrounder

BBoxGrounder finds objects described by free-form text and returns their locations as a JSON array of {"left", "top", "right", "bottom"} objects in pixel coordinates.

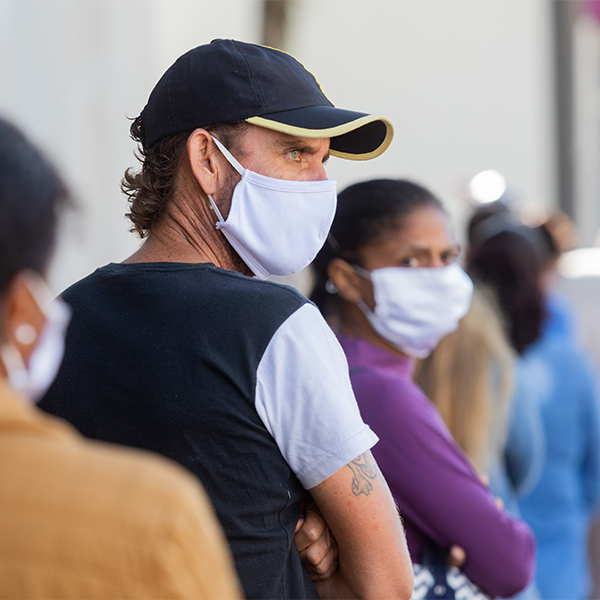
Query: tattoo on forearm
[{"left": 347, "top": 452, "right": 378, "bottom": 496}]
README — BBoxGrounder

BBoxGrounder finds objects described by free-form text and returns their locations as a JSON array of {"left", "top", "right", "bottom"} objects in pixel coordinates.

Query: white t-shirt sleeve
[{"left": 255, "top": 302, "right": 378, "bottom": 489}]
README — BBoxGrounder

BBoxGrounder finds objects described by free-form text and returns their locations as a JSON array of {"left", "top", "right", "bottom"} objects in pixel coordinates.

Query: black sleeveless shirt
[{"left": 40, "top": 262, "right": 318, "bottom": 599}]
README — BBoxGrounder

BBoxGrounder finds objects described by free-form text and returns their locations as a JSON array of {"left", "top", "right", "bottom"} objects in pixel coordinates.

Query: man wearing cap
[{"left": 40, "top": 39, "right": 412, "bottom": 599}]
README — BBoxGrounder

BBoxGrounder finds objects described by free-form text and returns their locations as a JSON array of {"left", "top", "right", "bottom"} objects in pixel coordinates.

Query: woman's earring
[{"left": 325, "top": 279, "right": 338, "bottom": 294}]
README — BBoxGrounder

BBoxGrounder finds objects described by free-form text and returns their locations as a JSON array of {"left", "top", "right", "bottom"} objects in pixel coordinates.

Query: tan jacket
[{"left": 0, "top": 381, "right": 242, "bottom": 599}]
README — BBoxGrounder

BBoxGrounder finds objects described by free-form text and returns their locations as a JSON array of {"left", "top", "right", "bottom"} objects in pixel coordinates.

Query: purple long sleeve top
[{"left": 339, "top": 334, "right": 535, "bottom": 598}]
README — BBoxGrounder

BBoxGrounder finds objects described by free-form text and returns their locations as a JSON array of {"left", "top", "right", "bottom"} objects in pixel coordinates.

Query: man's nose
[{"left": 307, "top": 160, "right": 327, "bottom": 182}]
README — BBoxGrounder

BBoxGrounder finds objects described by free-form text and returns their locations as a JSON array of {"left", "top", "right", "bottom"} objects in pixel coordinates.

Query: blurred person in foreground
[
  {"left": 39, "top": 39, "right": 412, "bottom": 600},
  {"left": 310, "top": 178, "right": 535, "bottom": 598},
  {"left": 468, "top": 216, "right": 600, "bottom": 600},
  {"left": 0, "top": 116, "right": 242, "bottom": 598}
]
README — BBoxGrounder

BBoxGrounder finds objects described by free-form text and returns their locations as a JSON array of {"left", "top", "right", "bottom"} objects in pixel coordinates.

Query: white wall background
[
  {"left": 0, "top": 0, "right": 572, "bottom": 295},
  {"left": 574, "top": 10, "right": 600, "bottom": 246},
  {"left": 287, "top": 0, "right": 554, "bottom": 230},
  {"left": 0, "top": 0, "right": 264, "bottom": 294}
]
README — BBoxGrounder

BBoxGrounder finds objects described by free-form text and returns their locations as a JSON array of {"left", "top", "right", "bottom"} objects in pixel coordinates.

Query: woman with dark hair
[
  {"left": 467, "top": 219, "right": 600, "bottom": 600},
  {"left": 468, "top": 226, "right": 546, "bottom": 355},
  {"left": 311, "top": 178, "right": 535, "bottom": 598}
]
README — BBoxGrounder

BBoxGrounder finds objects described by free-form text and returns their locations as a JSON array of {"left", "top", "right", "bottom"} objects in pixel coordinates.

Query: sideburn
[{"left": 214, "top": 172, "right": 254, "bottom": 276}]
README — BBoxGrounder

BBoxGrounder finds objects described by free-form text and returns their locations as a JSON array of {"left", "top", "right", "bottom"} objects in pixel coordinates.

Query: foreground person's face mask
[
  {"left": 0, "top": 276, "right": 71, "bottom": 403},
  {"left": 208, "top": 136, "right": 337, "bottom": 279},
  {"left": 356, "top": 263, "right": 474, "bottom": 358}
]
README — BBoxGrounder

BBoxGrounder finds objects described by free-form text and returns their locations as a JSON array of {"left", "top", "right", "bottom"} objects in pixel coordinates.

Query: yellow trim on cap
[
  {"left": 330, "top": 118, "right": 394, "bottom": 161},
  {"left": 245, "top": 115, "right": 394, "bottom": 160}
]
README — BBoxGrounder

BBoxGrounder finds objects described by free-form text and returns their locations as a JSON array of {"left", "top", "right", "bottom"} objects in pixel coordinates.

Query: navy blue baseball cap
[{"left": 139, "top": 39, "right": 393, "bottom": 160}]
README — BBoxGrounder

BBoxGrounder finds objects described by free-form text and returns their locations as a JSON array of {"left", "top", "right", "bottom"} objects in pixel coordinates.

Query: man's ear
[
  {"left": 327, "top": 258, "right": 369, "bottom": 304},
  {"left": 187, "top": 129, "right": 229, "bottom": 196},
  {"left": 2, "top": 272, "right": 47, "bottom": 367}
]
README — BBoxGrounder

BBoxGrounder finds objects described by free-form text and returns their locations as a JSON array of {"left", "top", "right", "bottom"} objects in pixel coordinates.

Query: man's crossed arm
[{"left": 296, "top": 451, "right": 413, "bottom": 599}]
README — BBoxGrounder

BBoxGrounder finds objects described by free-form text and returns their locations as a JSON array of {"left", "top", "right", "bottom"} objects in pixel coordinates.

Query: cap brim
[{"left": 246, "top": 106, "right": 393, "bottom": 161}]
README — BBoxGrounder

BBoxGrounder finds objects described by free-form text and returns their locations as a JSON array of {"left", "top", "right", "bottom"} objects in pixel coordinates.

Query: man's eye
[{"left": 289, "top": 149, "right": 301, "bottom": 160}]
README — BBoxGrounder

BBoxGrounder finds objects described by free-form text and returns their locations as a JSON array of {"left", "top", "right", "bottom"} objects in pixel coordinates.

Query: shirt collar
[{"left": 337, "top": 333, "right": 416, "bottom": 379}]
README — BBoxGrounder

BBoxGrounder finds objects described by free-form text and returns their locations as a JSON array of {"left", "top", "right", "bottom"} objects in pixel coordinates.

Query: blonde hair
[{"left": 414, "top": 285, "right": 515, "bottom": 474}]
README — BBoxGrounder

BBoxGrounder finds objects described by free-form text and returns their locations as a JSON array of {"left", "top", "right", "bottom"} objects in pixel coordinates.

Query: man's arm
[
  {"left": 254, "top": 305, "right": 412, "bottom": 596},
  {"left": 307, "top": 451, "right": 413, "bottom": 599}
]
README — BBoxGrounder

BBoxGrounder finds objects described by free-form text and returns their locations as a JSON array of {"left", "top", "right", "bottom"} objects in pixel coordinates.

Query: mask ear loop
[
  {"left": 356, "top": 299, "right": 380, "bottom": 327},
  {"left": 352, "top": 264, "right": 372, "bottom": 280},
  {"left": 211, "top": 136, "right": 245, "bottom": 175},
  {"left": 25, "top": 273, "right": 54, "bottom": 318},
  {"left": 351, "top": 265, "right": 375, "bottom": 317},
  {"left": 327, "top": 262, "right": 372, "bottom": 293},
  {"left": 0, "top": 273, "right": 49, "bottom": 390},
  {"left": 0, "top": 343, "right": 29, "bottom": 391},
  {"left": 206, "top": 136, "right": 246, "bottom": 229},
  {"left": 207, "top": 195, "right": 226, "bottom": 228}
]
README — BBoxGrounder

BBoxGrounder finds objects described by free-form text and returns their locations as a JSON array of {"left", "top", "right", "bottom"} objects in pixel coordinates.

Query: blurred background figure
[
  {"left": 556, "top": 241, "right": 600, "bottom": 599},
  {"left": 415, "top": 285, "right": 543, "bottom": 600},
  {"left": 467, "top": 210, "right": 600, "bottom": 600},
  {"left": 0, "top": 115, "right": 241, "bottom": 599},
  {"left": 415, "top": 286, "right": 514, "bottom": 483},
  {"left": 415, "top": 285, "right": 545, "bottom": 513},
  {"left": 311, "top": 178, "right": 535, "bottom": 599}
]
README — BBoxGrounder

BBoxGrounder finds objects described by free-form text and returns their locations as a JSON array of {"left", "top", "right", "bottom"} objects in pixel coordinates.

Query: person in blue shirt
[{"left": 468, "top": 218, "right": 600, "bottom": 600}]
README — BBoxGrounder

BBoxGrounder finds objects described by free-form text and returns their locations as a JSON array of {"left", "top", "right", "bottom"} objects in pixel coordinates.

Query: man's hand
[
  {"left": 448, "top": 545, "right": 466, "bottom": 568},
  {"left": 295, "top": 499, "right": 339, "bottom": 581}
]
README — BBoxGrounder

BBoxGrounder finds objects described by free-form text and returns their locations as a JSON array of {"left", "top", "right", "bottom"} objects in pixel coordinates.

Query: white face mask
[
  {"left": 1, "top": 277, "right": 71, "bottom": 403},
  {"left": 208, "top": 136, "right": 337, "bottom": 279},
  {"left": 356, "top": 262, "right": 473, "bottom": 358}
]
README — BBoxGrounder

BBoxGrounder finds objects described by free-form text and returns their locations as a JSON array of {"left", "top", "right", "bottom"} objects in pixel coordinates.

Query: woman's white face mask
[
  {"left": 1, "top": 276, "right": 71, "bottom": 403},
  {"left": 356, "top": 263, "right": 474, "bottom": 358},
  {"left": 208, "top": 136, "right": 337, "bottom": 279}
]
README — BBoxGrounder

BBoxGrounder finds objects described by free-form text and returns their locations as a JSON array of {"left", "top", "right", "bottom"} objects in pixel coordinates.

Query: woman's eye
[
  {"left": 443, "top": 253, "right": 459, "bottom": 265},
  {"left": 289, "top": 149, "right": 301, "bottom": 160},
  {"left": 400, "top": 257, "right": 419, "bottom": 267}
]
